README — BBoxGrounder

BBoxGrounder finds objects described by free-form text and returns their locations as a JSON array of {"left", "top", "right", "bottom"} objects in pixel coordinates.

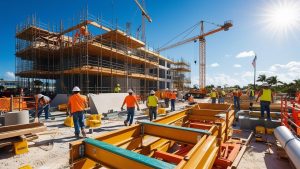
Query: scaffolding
[
  {"left": 15, "top": 11, "right": 174, "bottom": 96},
  {"left": 172, "top": 58, "right": 191, "bottom": 90}
]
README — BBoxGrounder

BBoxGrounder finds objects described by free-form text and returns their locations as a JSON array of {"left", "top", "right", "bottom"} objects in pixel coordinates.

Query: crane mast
[{"left": 134, "top": 0, "right": 152, "bottom": 42}]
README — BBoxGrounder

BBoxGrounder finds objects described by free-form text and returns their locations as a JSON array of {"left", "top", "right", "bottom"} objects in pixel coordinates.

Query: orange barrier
[{"left": 0, "top": 97, "right": 28, "bottom": 112}]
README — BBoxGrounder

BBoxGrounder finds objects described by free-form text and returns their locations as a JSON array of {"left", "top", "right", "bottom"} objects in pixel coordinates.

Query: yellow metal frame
[{"left": 70, "top": 103, "right": 236, "bottom": 169}]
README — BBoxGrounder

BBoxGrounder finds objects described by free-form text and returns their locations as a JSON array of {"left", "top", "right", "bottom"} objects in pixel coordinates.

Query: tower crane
[
  {"left": 134, "top": 0, "right": 152, "bottom": 42},
  {"left": 157, "top": 21, "right": 233, "bottom": 89}
]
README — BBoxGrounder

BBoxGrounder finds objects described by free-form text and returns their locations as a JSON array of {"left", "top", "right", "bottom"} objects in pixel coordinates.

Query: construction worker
[
  {"left": 218, "top": 88, "right": 226, "bottom": 104},
  {"left": 210, "top": 88, "right": 218, "bottom": 104},
  {"left": 170, "top": 89, "right": 177, "bottom": 111},
  {"left": 256, "top": 83, "right": 274, "bottom": 120},
  {"left": 121, "top": 89, "right": 140, "bottom": 126},
  {"left": 147, "top": 90, "right": 158, "bottom": 121},
  {"left": 114, "top": 84, "right": 121, "bottom": 93},
  {"left": 68, "top": 86, "right": 87, "bottom": 138},
  {"left": 232, "top": 88, "right": 242, "bottom": 112},
  {"left": 37, "top": 94, "right": 53, "bottom": 120},
  {"left": 247, "top": 87, "right": 255, "bottom": 111},
  {"left": 188, "top": 94, "right": 196, "bottom": 105},
  {"left": 164, "top": 88, "right": 170, "bottom": 108}
]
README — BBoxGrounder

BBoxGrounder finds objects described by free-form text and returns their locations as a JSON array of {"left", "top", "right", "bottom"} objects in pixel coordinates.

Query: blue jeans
[
  {"left": 233, "top": 97, "right": 240, "bottom": 111},
  {"left": 126, "top": 107, "right": 135, "bottom": 125},
  {"left": 72, "top": 111, "right": 85, "bottom": 135},
  {"left": 218, "top": 97, "right": 224, "bottom": 104},
  {"left": 260, "top": 101, "right": 271, "bottom": 120},
  {"left": 149, "top": 107, "right": 157, "bottom": 121},
  {"left": 164, "top": 99, "right": 169, "bottom": 108},
  {"left": 211, "top": 98, "right": 216, "bottom": 104},
  {"left": 171, "top": 99, "right": 175, "bottom": 111},
  {"left": 38, "top": 104, "right": 50, "bottom": 119}
]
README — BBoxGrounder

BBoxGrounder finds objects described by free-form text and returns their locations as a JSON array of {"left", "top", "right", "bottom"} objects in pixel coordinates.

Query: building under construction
[
  {"left": 172, "top": 59, "right": 191, "bottom": 90},
  {"left": 15, "top": 12, "right": 174, "bottom": 95}
]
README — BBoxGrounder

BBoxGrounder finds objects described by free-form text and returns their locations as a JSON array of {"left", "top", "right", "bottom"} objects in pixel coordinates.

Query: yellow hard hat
[{"left": 117, "top": 84, "right": 120, "bottom": 87}]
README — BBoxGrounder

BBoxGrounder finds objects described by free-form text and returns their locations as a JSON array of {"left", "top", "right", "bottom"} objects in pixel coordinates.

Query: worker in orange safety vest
[{"left": 170, "top": 89, "right": 177, "bottom": 112}]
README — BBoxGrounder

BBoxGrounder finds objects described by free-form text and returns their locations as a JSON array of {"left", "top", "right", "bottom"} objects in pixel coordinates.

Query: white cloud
[
  {"left": 191, "top": 61, "right": 300, "bottom": 87},
  {"left": 5, "top": 72, "right": 15, "bottom": 80},
  {"left": 233, "top": 64, "right": 242, "bottom": 68},
  {"left": 265, "top": 61, "right": 300, "bottom": 83},
  {"left": 206, "top": 74, "right": 240, "bottom": 86},
  {"left": 210, "top": 63, "right": 219, "bottom": 67},
  {"left": 236, "top": 50, "right": 255, "bottom": 58}
]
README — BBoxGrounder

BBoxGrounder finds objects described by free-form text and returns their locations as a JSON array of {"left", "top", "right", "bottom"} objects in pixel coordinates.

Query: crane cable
[
  {"left": 159, "top": 21, "right": 200, "bottom": 50},
  {"left": 159, "top": 20, "right": 222, "bottom": 51}
]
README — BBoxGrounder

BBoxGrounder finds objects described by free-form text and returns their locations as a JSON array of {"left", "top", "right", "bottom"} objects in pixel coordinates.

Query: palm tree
[
  {"left": 257, "top": 74, "right": 267, "bottom": 82},
  {"left": 266, "top": 76, "right": 278, "bottom": 86},
  {"left": 294, "top": 79, "right": 300, "bottom": 90}
]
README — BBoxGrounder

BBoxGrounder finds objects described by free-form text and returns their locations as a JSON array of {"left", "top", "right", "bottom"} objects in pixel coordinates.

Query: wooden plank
[
  {"left": 0, "top": 124, "right": 46, "bottom": 140},
  {"left": 0, "top": 123, "right": 44, "bottom": 133}
]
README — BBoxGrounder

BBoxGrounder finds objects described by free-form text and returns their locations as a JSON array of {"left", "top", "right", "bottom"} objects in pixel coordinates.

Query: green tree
[
  {"left": 0, "top": 85, "right": 4, "bottom": 92},
  {"left": 257, "top": 74, "right": 267, "bottom": 82},
  {"left": 294, "top": 79, "right": 300, "bottom": 90}
]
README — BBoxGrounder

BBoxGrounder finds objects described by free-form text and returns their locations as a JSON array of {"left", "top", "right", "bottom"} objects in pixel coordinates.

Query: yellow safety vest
[
  {"left": 250, "top": 89, "right": 254, "bottom": 97},
  {"left": 114, "top": 87, "right": 121, "bottom": 93},
  {"left": 260, "top": 89, "right": 271, "bottom": 102},
  {"left": 221, "top": 91, "right": 226, "bottom": 96},
  {"left": 147, "top": 95, "right": 158, "bottom": 107},
  {"left": 210, "top": 92, "right": 217, "bottom": 98}
]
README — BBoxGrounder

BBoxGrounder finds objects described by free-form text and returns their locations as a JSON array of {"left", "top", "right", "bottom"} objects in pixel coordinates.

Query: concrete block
[
  {"left": 0, "top": 115, "right": 4, "bottom": 126},
  {"left": 264, "top": 119, "right": 281, "bottom": 128},
  {"left": 239, "top": 115, "right": 251, "bottom": 130},
  {"left": 89, "top": 93, "right": 128, "bottom": 114},
  {"left": 5, "top": 110, "right": 29, "bottom": 126},
  {"left": 249, "top": 118, "right": 265, "bottom": 130},
  {"left": 50, "top": 94, "right": 68, "bottom": 107}
]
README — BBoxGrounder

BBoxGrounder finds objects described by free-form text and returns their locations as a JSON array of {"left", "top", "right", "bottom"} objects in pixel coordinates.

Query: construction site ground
[{"left": 0, "top": 99, "right": 291, "bottom": 169}]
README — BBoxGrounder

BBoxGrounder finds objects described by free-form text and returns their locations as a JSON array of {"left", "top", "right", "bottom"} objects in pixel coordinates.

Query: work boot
[
  {"left": 75, "top": 133, "right": 80, "bottom": 138},
  {"left": 124, "top": 120, "right": 128, "bottom": 126},
  {"left": 81, "top": 129, "right": 87, "bottom": 138}
]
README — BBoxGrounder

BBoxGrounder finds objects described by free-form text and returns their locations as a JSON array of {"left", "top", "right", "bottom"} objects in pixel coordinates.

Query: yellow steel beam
[
  {"left": 84, "top": 138, "right": 175, "bottom": 169},
  {"left": 154, "top": 110, "right": 187, "bottom": 124},
  {"left": 70, "top": 125, "right": 141, "bottom": 162},
  {"left": 191, "top": 109, "right": 227, "bottom": 116},
  {"left": 142, "top": 122, "right": 210, "bottom": 145},
  {"left": 178, "top": 136, "right": 218, "bottom": 169},
  {"left": 188, "top": 114, "right": 220, "bottom": 121}
]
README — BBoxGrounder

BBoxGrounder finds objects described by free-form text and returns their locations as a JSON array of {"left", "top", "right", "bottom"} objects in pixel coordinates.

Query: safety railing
[{"left": 281, "top": 96, "right": 300, "bottom": 136}]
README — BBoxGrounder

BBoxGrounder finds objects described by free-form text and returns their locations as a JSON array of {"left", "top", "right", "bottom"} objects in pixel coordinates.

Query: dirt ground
[
  {"left": 0, "top": 101, "right": 189, "bottom": 169},
  {"left": 0, "top": 99, "right": 294, "bottom": 169},
  {"left": 237, "top": 131, "right": 291, "bottom": 169}
]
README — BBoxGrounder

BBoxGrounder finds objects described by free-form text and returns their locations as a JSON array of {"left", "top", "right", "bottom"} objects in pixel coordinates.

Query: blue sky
[{"left": 1, "top": 0, "right": 300, "bottom": 86}]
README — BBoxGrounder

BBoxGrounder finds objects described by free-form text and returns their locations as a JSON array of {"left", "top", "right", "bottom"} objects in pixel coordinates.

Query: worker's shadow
[
  {"left": 92, "top": 125, "right": 125, "bottom": 133},
  {"left": 0, "top": 145, "right": 15, "bottom": 159},
  {"left": 29, "top": 135, "right": 78, "bottom": 149}
]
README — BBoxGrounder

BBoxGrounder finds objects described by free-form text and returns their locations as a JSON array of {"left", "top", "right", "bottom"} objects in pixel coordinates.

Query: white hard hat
[
  {"left": 72, "top": 86, "right": 81, "bottom": 92},
  {"left": 165, "top": 88, "right": 169, "bottom": 90},
  {"left": 173, "top": 89, "right": 177, "bottom": 92},
  {"left": 37, "top": 94, "right": 44, "bottom": 99},
  {"left": 150, "top": 90, "right": 155, "bottom": 94},
  {"left": 127, "top": 89, "right": 133, "bottom": 93},
  {"left": 262, "top": 83, "right": 269, "bottom": 87}
]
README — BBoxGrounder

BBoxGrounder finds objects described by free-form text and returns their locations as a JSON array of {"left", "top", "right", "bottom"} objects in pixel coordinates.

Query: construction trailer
[
  {"left": 69, "top": 103, "right": 250, "bottom": 169},
  {"left": 15, "top": 12, "right": 174, "bottom": 95}
]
